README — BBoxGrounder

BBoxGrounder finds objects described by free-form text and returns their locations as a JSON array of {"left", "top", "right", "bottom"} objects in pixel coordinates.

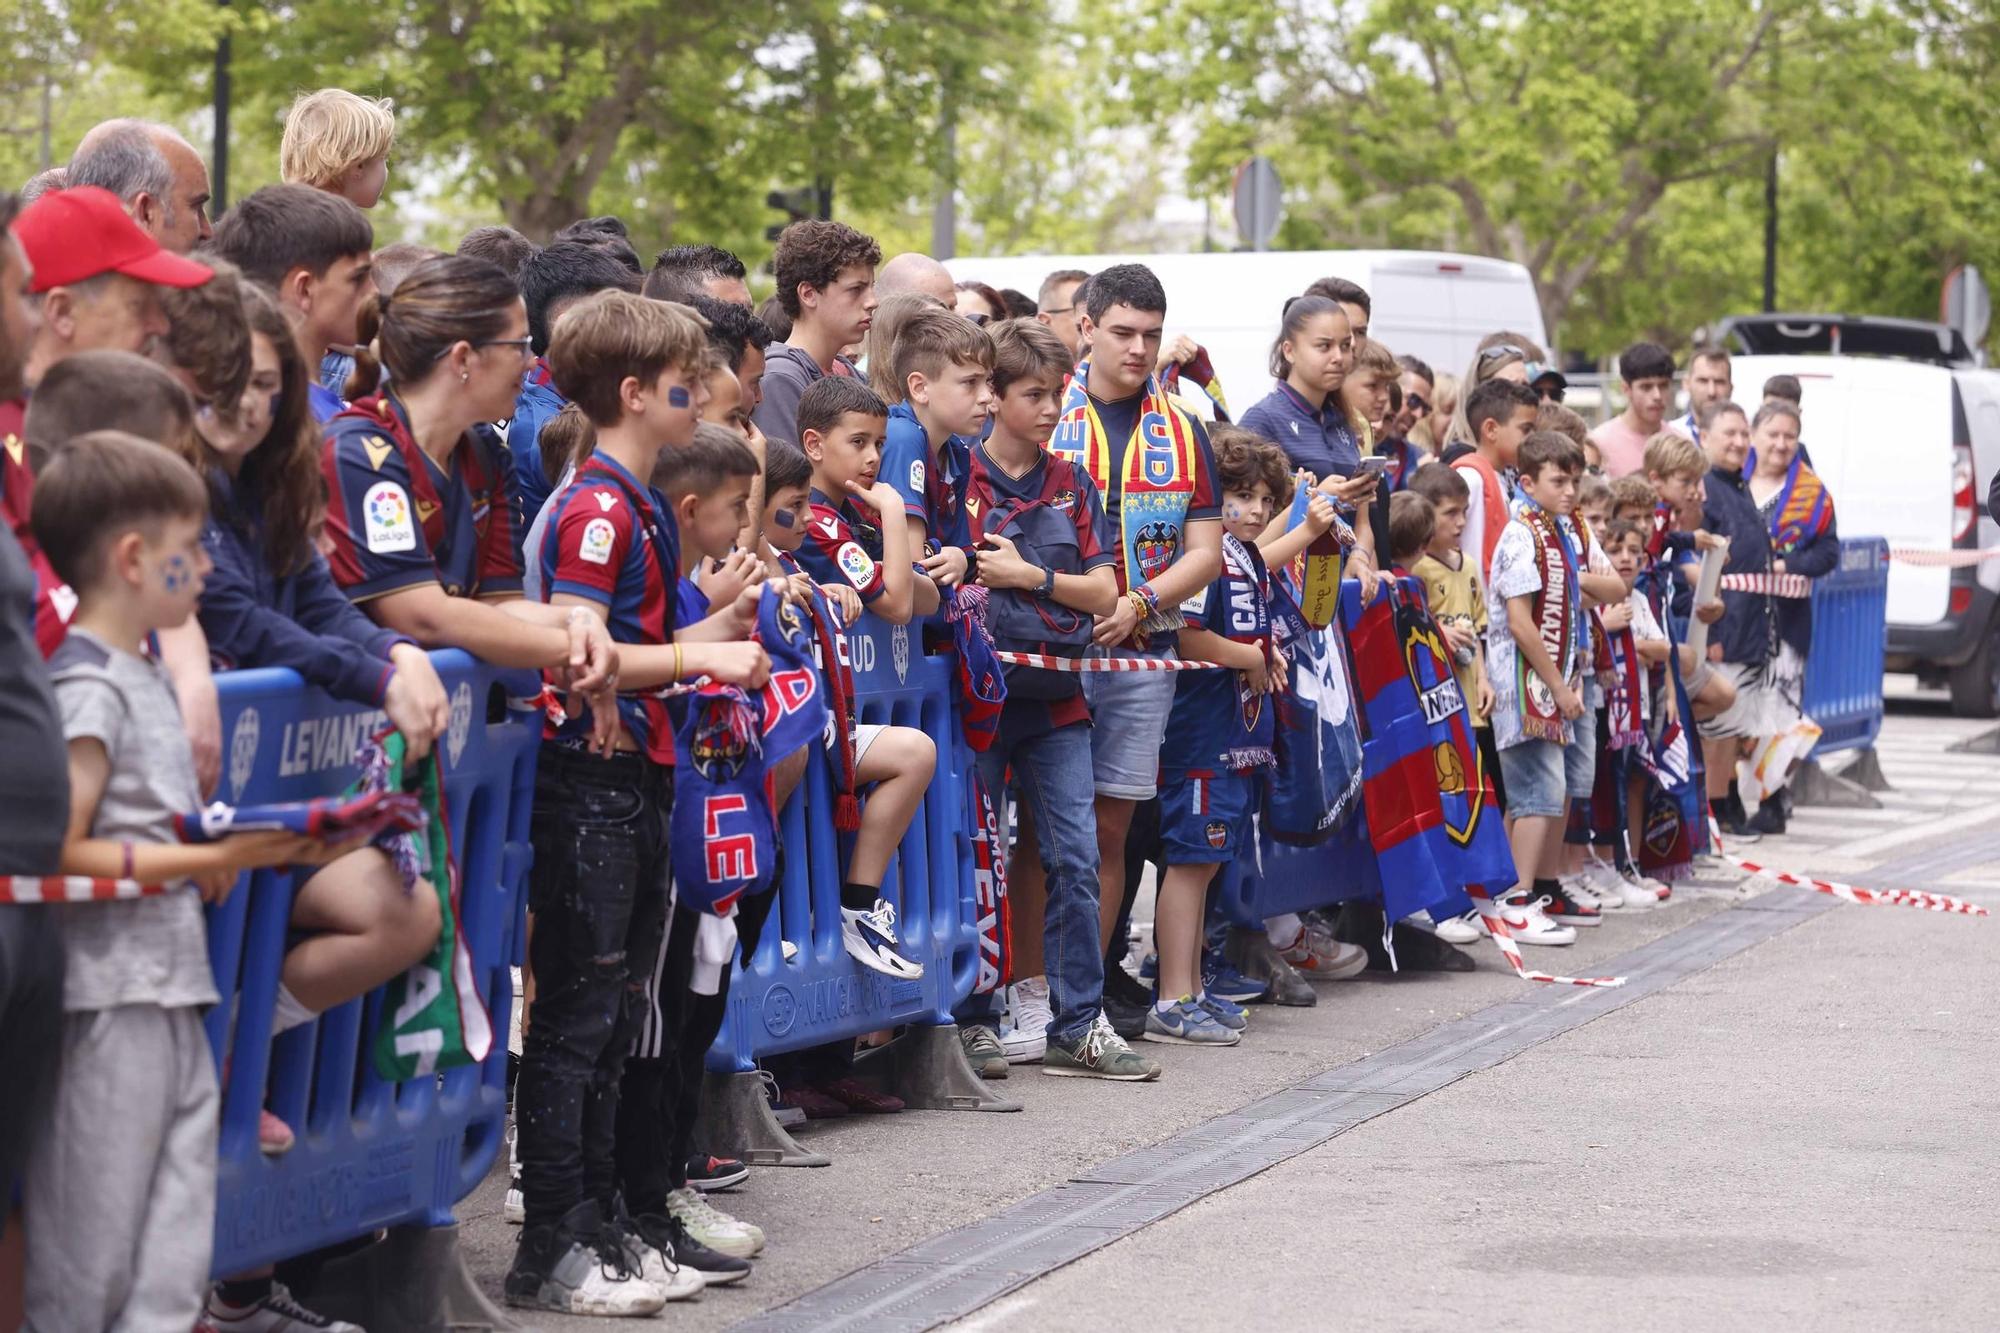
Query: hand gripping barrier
[
  {"left": 202, "top": 651, "right": 537, "bottom": 1285},
  {"left": 1799, "top": 537, "right": 1890, "bottom": 756},
  {"left": 704, "top": 615, "right": 1007, "bottom": 1160}
]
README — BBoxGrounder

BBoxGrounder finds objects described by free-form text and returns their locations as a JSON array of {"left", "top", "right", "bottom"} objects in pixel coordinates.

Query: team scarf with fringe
[
  {"left": 1515, "top": 499, "right": 1581, "bottom": 743},
  {"left": 1157, "top": 345, "right": 1230, "bottom": 422},
  {"left": 1050, "top": 356, "right": 1199, "bottom": 635},
  {"left": 1752, "top": 454, "right": 1834, "bottom": 555}
]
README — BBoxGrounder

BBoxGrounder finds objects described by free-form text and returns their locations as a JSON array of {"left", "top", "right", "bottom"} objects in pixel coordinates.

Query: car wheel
[{"left": 1947, "top": 629, "right": 2000, "bottom": 718}]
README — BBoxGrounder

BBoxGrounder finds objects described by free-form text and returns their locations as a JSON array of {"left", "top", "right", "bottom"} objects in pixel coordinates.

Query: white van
[
  {"left": 944, "top": 250, "right": 1548, "bottom": 415},
  {"left": 1726, "top": 349, "right": 2000, "bottom": 714}
]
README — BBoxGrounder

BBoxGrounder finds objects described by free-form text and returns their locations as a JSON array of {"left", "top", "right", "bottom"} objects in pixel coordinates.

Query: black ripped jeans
[{"left": 515, "top": 745, "right": 672, "bottom": 1232}]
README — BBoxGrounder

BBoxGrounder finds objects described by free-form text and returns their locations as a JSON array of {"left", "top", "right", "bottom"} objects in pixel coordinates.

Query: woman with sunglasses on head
[
  {"left": 321, "top": 254, "right": 617, "bottom": 708},
  {"left": 1239, "top": 294, "right": 1386, "bottom": 595},
  {"left": 1441, "top": 332, "right": 1544, "bottom": 450},
  {"left": 954, "top": 280, "right": 1005, "bottom": 326}
]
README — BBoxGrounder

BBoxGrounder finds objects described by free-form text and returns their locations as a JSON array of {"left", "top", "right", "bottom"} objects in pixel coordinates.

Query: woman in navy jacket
[
  {"left": 181, "top": 285, "right": 448, "bottom": 1136},
  {"left": 1744, "top": 398, "right": 1838, "bottom": 831}
]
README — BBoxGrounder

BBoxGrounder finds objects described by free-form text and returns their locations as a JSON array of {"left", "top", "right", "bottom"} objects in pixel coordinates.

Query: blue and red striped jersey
[
  {"left": 321, "top": 394, "right": 522, "bottom": 604},
  {"left": 536, "top": 452, "right": 682, "bottom": 764},
  {"left": 796, "top": 488, "right": 888, "bottom": 603}
]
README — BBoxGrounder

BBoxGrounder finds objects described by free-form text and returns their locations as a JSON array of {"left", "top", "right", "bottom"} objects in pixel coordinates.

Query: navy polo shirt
[{"left": 1238, "top": 381, "right": 1361, "bottom": 482}]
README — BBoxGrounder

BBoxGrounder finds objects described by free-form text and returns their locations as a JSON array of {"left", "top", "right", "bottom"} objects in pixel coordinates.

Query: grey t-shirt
[{"left": 49, "top": 628, "right": 218, "bottom": 1012}]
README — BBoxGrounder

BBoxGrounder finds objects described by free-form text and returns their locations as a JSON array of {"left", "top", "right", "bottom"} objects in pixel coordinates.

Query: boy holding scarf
[{"left": 1047, "top": 265, "right": 1222, "bottom": 1028}]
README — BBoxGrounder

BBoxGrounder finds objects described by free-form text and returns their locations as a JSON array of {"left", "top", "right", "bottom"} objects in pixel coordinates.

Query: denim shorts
[
  {"left": 1496, "top": 731, "right": 1597, "bottom": 820},
  {"left": 1081, "top": 644, "right": 1176, "bottom": 801}
]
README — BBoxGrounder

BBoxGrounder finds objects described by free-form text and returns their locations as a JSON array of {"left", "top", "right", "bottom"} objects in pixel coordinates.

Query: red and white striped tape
[
  {"left": 1466, "top": 886, "right": 1627, "bottom": 987},
  {"left": 1, "top": 875, "right": 169, "bottom": 903},
  {"left": 1706, "top": 819, "right": 1989, "bottom": 916},
  {"left": 1889, "top": 546, "right": 2000, "bottom": 567},
  {"left": 1719, "top": 572, "right": 1812, "bottom": 598},
  {"left": 992, "top": 652, "right": 1222, "bottom": 672}
]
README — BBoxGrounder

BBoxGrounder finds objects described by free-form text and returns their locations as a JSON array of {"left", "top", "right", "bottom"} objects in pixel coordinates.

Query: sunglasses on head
[{"left": 1478, "top": 344, "right": 1525, "bottom": 364}]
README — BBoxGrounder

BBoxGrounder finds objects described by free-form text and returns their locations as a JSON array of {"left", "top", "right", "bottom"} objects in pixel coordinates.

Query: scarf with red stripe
[
  {"left": 1760, "top": 456, "right": 1833, "bottom": 555},
  {"left": 1050, "top": 356, "right": 1199, "bottom": 635},
  {"left": 1516, "top": 500, "right": 1580, "bottom": 742},
  {"left": 1157, "top": 345, "right": 1230, "bottom": 422}
]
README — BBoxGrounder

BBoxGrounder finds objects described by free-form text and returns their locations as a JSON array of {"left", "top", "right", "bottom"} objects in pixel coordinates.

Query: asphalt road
[{"left": 458, "top": 680, "right": 2000, "bottom": 1331}]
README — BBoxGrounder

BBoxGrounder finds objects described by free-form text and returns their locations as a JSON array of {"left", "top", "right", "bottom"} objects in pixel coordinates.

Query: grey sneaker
[
  {"left": 1142, "top": 996, "right": 1242, "bottom": 1046},
  {"left": 959, "top": 1024, "right": 1009, "bottom": 1079},
  {"left": 503, "top": 1200, "right": 667, "bottom": 1316},
  {"left": 1043, "top": 1014, "right": 1162, "bottom": 1080}
]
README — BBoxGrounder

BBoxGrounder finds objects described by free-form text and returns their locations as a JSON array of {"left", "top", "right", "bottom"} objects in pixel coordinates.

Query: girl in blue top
[
  {"left": 181, "top": 286, "right": 450, "bottom": 1107},
  {"left": 1237, "top": 295, "right": 1385, "bottom": 594}
]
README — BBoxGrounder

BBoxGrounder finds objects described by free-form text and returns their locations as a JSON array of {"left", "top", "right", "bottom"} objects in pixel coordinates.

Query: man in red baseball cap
[{"left": 11, "top": 185, "right": 212, "bottom": 393}]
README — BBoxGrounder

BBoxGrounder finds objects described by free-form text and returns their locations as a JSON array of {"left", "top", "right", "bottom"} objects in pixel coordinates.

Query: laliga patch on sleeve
[
  {"left": 363, "top": 481, "right": 417, "bottom": 554},
  {"left": 1180, "top": 584, "right": 1210, "bottom": 615},
  {"left": 909, "top": 458, "right": 926, "bottom": 493},
  {"left": 836, "top": 541, "right": 877, "bottom": 587},
  {"left": 579, "top": 517, "right": 618, "bottom": 565}
]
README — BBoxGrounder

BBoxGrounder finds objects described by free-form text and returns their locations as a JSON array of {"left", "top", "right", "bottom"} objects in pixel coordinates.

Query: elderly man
[
  {"left": 877, "top": 251, "right": 956, "bottom": 306},
  {"left": 67, "top": 119, "right": 213, "bottom": 254}
]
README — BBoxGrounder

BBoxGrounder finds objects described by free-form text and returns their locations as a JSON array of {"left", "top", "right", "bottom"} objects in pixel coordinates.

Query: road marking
[{"left": 730, "top": 823, "right": 1997, "bottom": 1333}]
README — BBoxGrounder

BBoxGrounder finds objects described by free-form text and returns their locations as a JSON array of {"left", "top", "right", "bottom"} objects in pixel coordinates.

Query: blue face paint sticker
[
  {"left": 668, "top": 386, "right": 691, "bottom": 408},
  {"left": 162, "top": 553, "right": 192, "bottom": 594},
  {"left": 773, "top": 509, "right": 796, "bottom": 530}
]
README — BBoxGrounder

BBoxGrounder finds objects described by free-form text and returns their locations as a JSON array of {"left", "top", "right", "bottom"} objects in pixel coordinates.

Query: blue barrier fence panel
[
  {"left": 711, "top": 618, "right": 977, "bottom": 1071},
  {"left": 203, "top": 652, "right": 538, "bottom": 1275},
  {"left": 1802, "top": 537, "right": 1890, "bottom": 756}
]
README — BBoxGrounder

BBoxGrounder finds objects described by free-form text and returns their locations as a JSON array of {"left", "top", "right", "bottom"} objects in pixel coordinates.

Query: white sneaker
[
  {"left": 666, "top": 1186, "right": 765, "bottom": 1258},
  {"left": 1560, "top": 872, "right": 1617, "bottom": 912},
  {"left": 204, "top": 1282, "right": 363, "bottom": 1331},
  {"left": 1432, "top": 910, "right": 1484, "bottom": 945},
  {"left": 504, "top": 1121, "right": 523, "bottom": 1225},
  {"left": 1588, "top": 858, "right": 1658, "bottom": 910},
  {"left": 615, "top": 1221, "right": 703, "bottom": 1302},
  {"left": 1003, "top": 976, "right": 1053, "bottom": 1064},
  {"left": 1619, "top": 865, "right": 1671, "bottom": 903},
  {"left": 840, "top": 898, "right": 924, "bottom": 979},
  {"left": 1503, "top": 894, "right": 1577, "bottom": 947}
]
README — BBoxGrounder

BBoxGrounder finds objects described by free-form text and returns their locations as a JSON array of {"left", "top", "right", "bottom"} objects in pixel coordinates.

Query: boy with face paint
[{"left": 26, "top": 433, "right": 346, "bottom": 1332}]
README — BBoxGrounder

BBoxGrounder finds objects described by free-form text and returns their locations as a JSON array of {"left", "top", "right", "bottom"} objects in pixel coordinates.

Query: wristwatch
[{"left": 1036, "top": 565, "right": 1056, "bottom": 599}]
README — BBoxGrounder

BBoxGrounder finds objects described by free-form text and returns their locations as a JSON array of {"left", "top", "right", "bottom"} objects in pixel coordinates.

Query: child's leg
[
  {"left": 1008, "top": 722, "right": 1104, "bottom": 1044},
  {"left": 1093, "top": 795, "right": 1137, "bottom": 952},
  {"left": 1626, "top": 770, "right": 1649, "bottom": 868},
  {"left": 284, "top": 846, "right": 444, "bottom": 1013},
  {"left": 1007, "top": 809, "right": 1048, "bottom": 981},
  {"left": 1497, "top": 741, "right": 1565, "bottom": 895},
  {"left": 25, "top": 1006, "right": 217, "bottom": 1333},
  {"left": 1154, "top": 863, "right": 1215, "bottom": 1003},
  {"left": 1510, "top": 814, "right": 1558, "bottom": 894},
  {"left": 848, "top": 726, "right": 937, "bottom": 904}
]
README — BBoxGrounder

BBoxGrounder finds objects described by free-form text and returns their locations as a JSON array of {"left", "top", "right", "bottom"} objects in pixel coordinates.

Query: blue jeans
[{"left": 975, "top": 721, "right": 1105, "bottom": 1047}]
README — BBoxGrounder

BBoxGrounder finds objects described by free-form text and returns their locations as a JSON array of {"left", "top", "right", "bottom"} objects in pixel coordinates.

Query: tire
[{"left": 1947, "top": 629, "right": 2000, "bottom": 718}]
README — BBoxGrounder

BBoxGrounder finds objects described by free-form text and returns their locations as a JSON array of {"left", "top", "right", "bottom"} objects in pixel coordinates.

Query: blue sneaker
[
  {"left": 1196, "top": 991, "right": 1248, "bottom": 1031},
  {"left": 1141, "top": 997, "right": 1241, "bottom": 1046},
  {"left": 1138, "top": 952, "right": 1158, "bottom": 983},
  {"left": 1202, "top": 962, "right": 1268, "bottom": 1005}
]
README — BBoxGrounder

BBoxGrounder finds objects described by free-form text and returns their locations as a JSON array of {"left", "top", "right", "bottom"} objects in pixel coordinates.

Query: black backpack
[{"left": 979, "top": 495, "right": 1094, "bottom": 700}]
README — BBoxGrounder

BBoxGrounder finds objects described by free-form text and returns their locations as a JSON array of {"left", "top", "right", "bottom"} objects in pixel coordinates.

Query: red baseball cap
[{"left": 10, "top": 186, "right": 212, "bottom": 293}]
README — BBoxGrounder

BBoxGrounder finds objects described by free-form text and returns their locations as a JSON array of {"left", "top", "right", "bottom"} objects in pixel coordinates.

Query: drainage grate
[{"left": 731, "top": 833, "right": 1992, "bottom": 1333}]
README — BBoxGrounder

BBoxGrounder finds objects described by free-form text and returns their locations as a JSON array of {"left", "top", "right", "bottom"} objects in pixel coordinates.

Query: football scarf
[
  {"left": 1516, "top": 500, "right": 1580, "bottom": 742},
  {"left": 1632, "top": 559, "right": 1703, "bottom": 881},
  {"left": 1263, "top": 570, "right": 1363, "bottom": 845},
  {"left": 172, "top": 788, "right": 426, "bottom": 846},
  {"left": 781, "top": 557, "right": 864, "bottom": 834},
  {"left": 1338, "top": 578, "right": 1473, "bottom": 927},
  {"left": 1277, "top": 473, "right": 1357, "bottom": 630},
  {"left": 1050, "top": 356, "right": 1198, "bottom": 635},
  {"left": 672, "top": 681, "right": 771, "bottom": 917},
  {"left": 1603, "top": 618, "right": 1646, "bottom": 752},
  {"left": 755, "top": 584, "right": 828, "bottom": 770},
  {"left": 946, "top": 585, "right": 1006, "bottom": 752},
  {"left": 1760, "top": 457, "right": 1834, "bottom": 556},
  {"left": 969, "top": 768, "right": 1012, "bottom": 996},
  {"left": 365, "top": 731, "right": 494, "bottom": 1082},
  {"left": 1384, "top": 578, "right": 1515, "bottom": 899},
  {"left": 1217, "top": 534, "right": 1277, "bottom": 771},
  {"left": 1157, "top": 345, "right": 1230, "bottom": 422}
]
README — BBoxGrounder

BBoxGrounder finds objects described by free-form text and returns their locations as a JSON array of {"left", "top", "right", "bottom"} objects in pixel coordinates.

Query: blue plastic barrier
[
  {"left": 710, "top": 616, "right": 980, "bottom": 1071},
  {"left": 1801, "top": 537, "right": 1890, "bottom": 756},
  {"left": 202, "top": 651, "right": 538, "bottom": 1276}
]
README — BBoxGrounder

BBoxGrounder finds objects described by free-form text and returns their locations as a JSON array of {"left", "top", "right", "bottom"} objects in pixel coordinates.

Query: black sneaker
[
  {"left": 687, "top": 1151, "right": 750, "bottom": 1193},
  {"left": 1542, "top": 883, "right": 1603, "bottom": 927},
  {"left": 634, "top": 1210, "right": 752, "bottom": 1286},
  {"left": 1102, "top": 961, "right": 1152, "bottom": 1010},
  {"left": 1101, "top": 989, "right": 1149, "bottom": 1040},
  {"left": 1746, "top": 800, "right": 1786, "bottom": 835},
  {"left": 504, "top": 1199, "right": 666, "bottom": 1315}
]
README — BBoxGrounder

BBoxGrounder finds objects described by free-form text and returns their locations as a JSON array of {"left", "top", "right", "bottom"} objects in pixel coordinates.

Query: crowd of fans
[{"left": 0, "top": 90, "right": 1841, "bottom": 1329}]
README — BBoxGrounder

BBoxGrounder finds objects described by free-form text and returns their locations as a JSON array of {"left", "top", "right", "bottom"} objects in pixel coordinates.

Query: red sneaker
[
  {"left": 778, "top": 1085, "right": 849, "bottom": 1120},
  {"left": 816, "top": 1077, "right": 904, "bottom": 1114}
]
